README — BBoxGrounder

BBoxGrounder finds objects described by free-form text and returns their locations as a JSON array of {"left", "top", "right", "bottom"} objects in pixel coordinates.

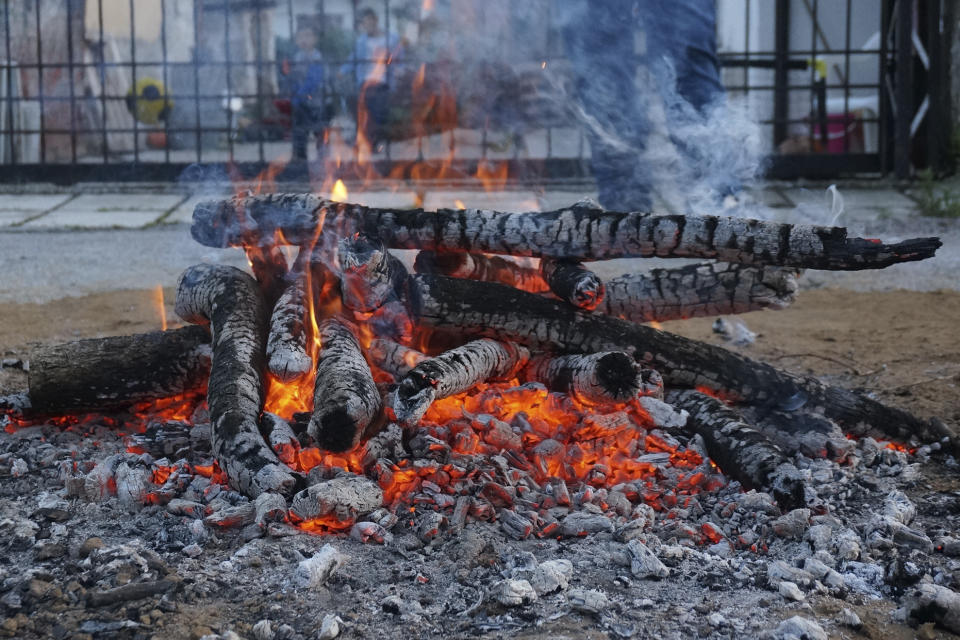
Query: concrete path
[{"left": 0, "top": 183, "right": 957, "bottom": 303}]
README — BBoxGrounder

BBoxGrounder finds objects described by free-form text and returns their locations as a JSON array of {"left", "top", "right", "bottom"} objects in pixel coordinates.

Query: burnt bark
[
  {"left": 539, "top": 258, "right": 605, "bottom": 309},
  {"left": 367, "top": 338, "right": 427, "bottom": 378},
  {"left": 339, "top": 232, "right": 408, "bottom": 312},
  {"left": 603, "top": 262, "right": 798, "bottom": 322},
  {"left": 669, "top": 390, "right": 806, "bottom": 510},
  {"left": 26, "top": 326, "right": 211, "bottom": 414},
  {"left": 414, "top": 250, "right": 549, "bottom": 292},
  {"left": 521, "top": 352, "right": 641, "bottom": 405},
  {"left": 389, "top": 339, "right": 530, "bottom": 427},
  {"left": 309, "top": 317, "right": 382, "bottom": 452},
  {"left": 192, "top": 195, "right": 941, "bottom": 270},
  {"left": 245, "top": 244, "right": 289, "bottom": 305},
  {"left": 175, "top": 264, "right": 298, "bottom": 498},
  {"left": 407, "top": 274, "right": 956, "bottom": 449}
]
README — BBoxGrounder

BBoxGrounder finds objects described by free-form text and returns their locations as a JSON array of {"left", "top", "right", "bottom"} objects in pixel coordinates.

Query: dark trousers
[
  {"left": 292, "top": 102, "right": 325, "bottom": 160},
  {"left": 562, "top": 0, "right": 727, "bottom": 210},
  {"left": 358, "top": 82, "right": 390, "bottom": 149}
]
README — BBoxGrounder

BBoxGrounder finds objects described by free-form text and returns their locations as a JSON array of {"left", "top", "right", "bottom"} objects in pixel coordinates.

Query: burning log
[
  {"left": 24, "top": 326, "right": 211, "bottom": 414},
  {"left": 414, "top": 250, "right": 549, "bottom": 292},
  {"left": 602, "top": 262, "right": 799, "bottom": 323},
  {"left": 407, "top": 274, "right": 956, "bottom": 449},
  {"left": 669, "top": 390, "right": 806, "bottom": 510},
  {"left": 309, "top": 317, "right": 382, "bottom": 452},
  {"left": 339, "top": 232, "right": 408, "bottom": 312},
  {"left": 175, "top": 264, "right": 298, "bottom": 498},
  {"left": 521, "top": 351, "right": 642, "bottom": 405},
  {"left": 367, "top": 338, "right": 427, "bottom": 378},
  {"left": 266, "top": 249, "right": 335, "bottom": 382},
  {"left": 389, "top": 339, "right": 530, "bottom": 427},
  {"left": 192, "top": 195, "right": 941, "bottom": 271},
  {"left": 539, "top": 258, "right": 605, "bottom": 310},
  {"left": 245, "top": 243, "right": 289, "bottom": 305}
]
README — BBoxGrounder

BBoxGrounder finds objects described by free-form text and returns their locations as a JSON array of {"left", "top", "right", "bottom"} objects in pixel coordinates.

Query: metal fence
[{"left": 0, "top": 0, "right": 951, "bottom": 184}]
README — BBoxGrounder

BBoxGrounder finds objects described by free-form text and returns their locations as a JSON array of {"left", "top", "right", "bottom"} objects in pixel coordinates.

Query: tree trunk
[
  {"left": 191, "top": 195, "right": 941, "bottom": 270},
  {"left": 669, "top": 389, "right": 806, "bottom": 510},
  {"left": 26, "top": 326, "right": 211, "bottom": 414},
  {"left": 175, "top": 264, "right": 299, "bottom": 498},
  {"left": 407, "top": 274, "right": 956, "bottom": 450},
  {"left": 602, "top": 262, "right": 798, "bottom": 322}
]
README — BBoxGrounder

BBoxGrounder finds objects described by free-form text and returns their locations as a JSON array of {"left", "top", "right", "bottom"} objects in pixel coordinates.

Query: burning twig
[
  {"left": 408, "top": 274, "right": 956, "bottom": 449},
  {"left": 175, "top": 264, "right": 298, "bottom": 498},
  {"left": 309, "top": 317, "right": 382, "bottom": 452},
  {"left": 367, "top": 338, "right": 427, "bottom": 379},
  {"left": 389, "top": 339, "right": 530, "bottom": 427},
  {"left": 521, "top": 351, "right": 643, "bottom": 405},
  {"left": 192, "top": 195, "right": 942, "bottom": 270},
  {"left": 414, "top": 250, "right": 549, "bottom": 293},
  {"left": 539, "top": 258, "right": 605, "bottom": 310},
  {"left": 603, "top": 262, "right": 799, "bottom": 323},
  {"left": 24, "top": 326, "right": 211, "bottom": 414},
  {"left": 669, "top": 389, "right": 805, "bottom": 510}
]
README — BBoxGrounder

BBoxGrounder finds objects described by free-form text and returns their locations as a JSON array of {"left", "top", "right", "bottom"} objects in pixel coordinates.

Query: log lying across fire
[
  {"left": 192, "top": 194, "right": 940, "bottom": 270},
  {"left": 7, "top": 194, "right": 952, "bottom": 529}
]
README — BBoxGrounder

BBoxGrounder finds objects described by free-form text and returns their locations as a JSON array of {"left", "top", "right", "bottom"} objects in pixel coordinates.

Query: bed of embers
[{"left": 2, "top": 195, "right": 960, "bottom": 640}]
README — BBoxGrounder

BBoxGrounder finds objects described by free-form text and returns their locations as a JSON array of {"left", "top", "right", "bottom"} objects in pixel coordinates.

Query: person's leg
[
  {"left": 560, "top": 0, "right": 653, "bottom": 211},
  {"left": 643, "top": 0, "right": 738, "bottom": 201},
  {"left": 291, "top": 102, "right": 309, "bottom": 160}
]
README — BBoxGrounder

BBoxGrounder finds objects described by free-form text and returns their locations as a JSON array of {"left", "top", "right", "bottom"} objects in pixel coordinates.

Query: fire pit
[{"left": 2, "top": 195, "right": 959, "bottom": 639}]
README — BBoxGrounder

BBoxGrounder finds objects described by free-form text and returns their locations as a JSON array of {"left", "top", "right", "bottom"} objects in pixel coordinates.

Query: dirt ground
[{"left": 2, "top": 287, "right": 958, "bottom": 433}]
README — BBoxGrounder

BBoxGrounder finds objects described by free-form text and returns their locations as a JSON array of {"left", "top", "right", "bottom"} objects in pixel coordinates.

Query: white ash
[
  {"left": 295, "top": 544, "right": 347, "bottom": 588},
  {"left": 770, "top": 616, "right": 827, "bottom": 640}
]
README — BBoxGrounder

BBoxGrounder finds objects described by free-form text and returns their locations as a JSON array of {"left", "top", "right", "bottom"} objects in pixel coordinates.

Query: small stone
[
  {"left": 899, "top": 583, "right": 960, "bottom": 634},
  {"left": 10, "top": 458, "right": 28, "bottom": 477},
  {"left": 560, "top": 511, "right": 614, "bottom": 537},
  {"left": 567, "top": 588, "right": 609, "bottom": 615},
  {"left": 838, "top": 608, "right": 862, "bottom": 628},
  {"left": 707, "top": 613, "right": 726, "bottom": 627},
  {"left": 182, "top": 544, "right": 202, "bottom": 558},
  {"left": 772, "top": 508, "right": 810, "bottom": 539},
  {"left": 778, "top": 581, "right": 805, "bottom": 602},
  {"left": 317, "top": 614, "right": 343, "bottom": 640},
  {"left": 529, "top": 559, "right": 573, "bottom": 595},
  {"left": 252, "top": 619, "right": 274, "bottom": 640},
  {"left": 771, "top": 616, "right": 827, "bottom": 640},
  {"left": 79, "top": 536, "right": 103, "bottom": 558},
  {"left": 626, "top": 539, "right": 668, "bottom": 579},
  {"left": 296, "top": 544, "right": 347, "bottom": 588},
  {"left": 493, "top": 579, "right": 537, "bottom": 607}
]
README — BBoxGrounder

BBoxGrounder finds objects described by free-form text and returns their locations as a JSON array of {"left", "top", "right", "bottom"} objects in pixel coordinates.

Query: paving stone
[
  {"left": 422, "top": 190, "right": 540, "bottom": 212},
  {"left": 0, "top": 194, "right": 72, "bottom": 226},
  {"left": 21, "top": 210, "right": 163, "bottom": 229},
  {"left": 64, "top": 193, "right": 185, "bottom": 212}
]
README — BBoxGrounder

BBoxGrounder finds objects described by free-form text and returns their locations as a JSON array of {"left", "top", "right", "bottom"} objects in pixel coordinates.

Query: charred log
[
  {"left": 245, "top": 244, "right": 289, "bottom": 306},
  {"left": 522, "top": 352, "right": 641, "bottom": 405},
  {"left": 390, "top": 339, "right": 530, "bottom": 427},
  {"left": 603, "top": 262, "right": 799, "bottom": 322},
  {"left": 262, "top": 412, "right": 300, "bottom": 466},
  {"left": 309, "top": 317, "right": 382, "bottom": 452},
  {"left": 339, "top": 232, "right": 408, "bottom": 312},
  {"left": 192, "top": 195, "right": 941, "bottom": 270},
  {"left": 414, "top": 250, "right": 549, "bottom": 292},
  {"left": 175, "top": 264, "right": 298, "bottom": 498},
  {"left": 539, "top": 258, "right": 605, "bottom": 310},
  {"left": 407, "top": 274, "right": 956, "bottom": 449},
  {"left": 25, "top": 326, "right": 211, "bottom": 414},
  {"left": 367, "top": 338, "right": 427, "bottom": 379},
  {"left": 669, "top": 390, "right": 806, "bottom": 510}
]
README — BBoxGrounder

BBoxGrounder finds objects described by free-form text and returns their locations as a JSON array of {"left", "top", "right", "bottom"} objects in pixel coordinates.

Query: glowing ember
[{"left": 153, "top": 285, "right": 167, "bottom": 332}]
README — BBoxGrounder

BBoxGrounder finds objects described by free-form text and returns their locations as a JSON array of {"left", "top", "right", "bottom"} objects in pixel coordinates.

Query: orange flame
[
  {"left": 331, "top": 179, "right": 348, "bottom": 203},
  {"left": 153, "top": 285, "right": 167, "bottom": 332}
]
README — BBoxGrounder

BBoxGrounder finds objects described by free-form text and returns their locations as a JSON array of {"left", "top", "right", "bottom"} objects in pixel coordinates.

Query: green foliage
[{"left": 915, "top": 169, "right": 960, "bottom": 218}]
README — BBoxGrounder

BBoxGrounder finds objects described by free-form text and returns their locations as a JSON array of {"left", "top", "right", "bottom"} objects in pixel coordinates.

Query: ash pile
[{"left": 2, "top": 196, "right": 959, "bottom": 639}]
